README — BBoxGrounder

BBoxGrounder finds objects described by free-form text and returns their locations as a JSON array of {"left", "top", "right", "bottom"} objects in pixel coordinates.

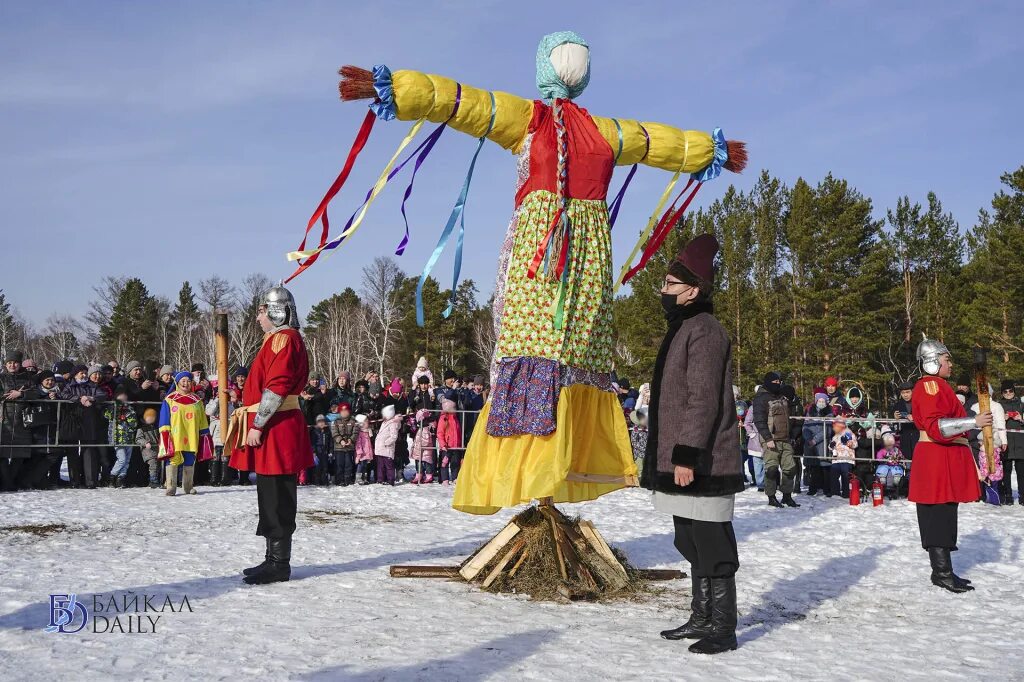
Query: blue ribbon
[
  {"left": 394, "top": 85, "right": 461, "bottom": 256},
  {"left": 692, "top": 127, "right": 728, "bottom": 182},
  {"left": 416, "top": 92, "right": 497, "bottom": 326},
  {"left": 368, "top": 64, "right": 396, "bottom": 121}
]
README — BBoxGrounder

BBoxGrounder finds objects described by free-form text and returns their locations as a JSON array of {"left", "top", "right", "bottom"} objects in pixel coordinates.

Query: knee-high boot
[
  {"left": 182, "top": 466, "right": 196, "bottom": 495},
  {"left": 165, "top": 464, "right": 178, "bottom": 496},
  {"left": 688, "top": 576, "right": 738, "bottom": 654}
]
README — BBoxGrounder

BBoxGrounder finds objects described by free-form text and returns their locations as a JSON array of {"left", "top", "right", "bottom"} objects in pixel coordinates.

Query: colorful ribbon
[
  {"left": 394, "top": 85, "right": 462, "bottom": 256},
  {"left": 286, "top": 119, "right": 426, "bottom": 265},
  {"left": 416, "top": 92, "right": 497, "bottom": 326},
  {"left": 285, "top": 110, "right": 376, "bottom": 281},
  {"left": 620, "top": 179, "right": 703, "bottom": 285},
  {"left": 606, "top": 163, "right": 638, "bottom": 231},
  {"left": 607, "top": 123, "right": 647, "bottom": 232},
  {"left": 614, "top": 169, "right": 687, "bottom": 291}
]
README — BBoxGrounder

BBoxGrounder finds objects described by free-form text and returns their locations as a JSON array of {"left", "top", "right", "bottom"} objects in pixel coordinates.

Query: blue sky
[{"left": 2, "top": 1, "right": 1022, "bottom": 327}]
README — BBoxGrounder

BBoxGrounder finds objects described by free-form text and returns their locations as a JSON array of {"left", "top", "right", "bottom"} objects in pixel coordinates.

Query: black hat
[
  {"left": 35, "top": 370, "right": 55, "bottom": 383},
  {"left": 443, "top": 369, "right": 458, "bottom": 381},
  {"left": 1000, "top": 379, "right": 1016, "bottom": 393},
  {"left": 191, "top": 363, "right": 205, "bottom": 373},
  {"left": 956, "top": 374, "right": 971, "bottom": 387},
  {"left": 232, "top": 366, "right": 248, "bottom": 378},
  {"left": 4, "top": 350, "right": 23, "bottom": 364},
  {"left": 763, "top": 371, "right": 782, "bottom": 385},
  {"left": 898, "top": 381, "right": 914, "bottom": 391},
  {"left": 53, "top": 360, "right": 74, "bottom": 375}
]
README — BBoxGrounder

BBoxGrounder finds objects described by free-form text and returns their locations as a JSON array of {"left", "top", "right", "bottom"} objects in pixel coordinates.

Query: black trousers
[
  {"left": 672, "top": 516, "right": 739, "bottom": 578},
  {"left": 67, "top": 443, "right": 100, "bottom": 486},
  {"left": 256, "top": 473, "right": 298, "bottom": 538},
  {"left": 1001, "top": 458, "right": 1023, "bottom": 500},
  {"left": 917, "top": 502, "right": 959, "bottom": 550}
]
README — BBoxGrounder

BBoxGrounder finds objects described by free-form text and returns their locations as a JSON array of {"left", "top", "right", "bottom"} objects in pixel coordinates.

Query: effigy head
[{"left": 536, "top": 31, "right": 590, "bottom": 100}]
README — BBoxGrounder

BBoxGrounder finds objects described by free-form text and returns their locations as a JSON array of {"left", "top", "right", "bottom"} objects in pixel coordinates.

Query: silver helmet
[
  {"left": 262, "top": 285, "right": 299, "bottom": 329},
  {"left": 917, "top": 333, "right": 950, "bottom": 376}
]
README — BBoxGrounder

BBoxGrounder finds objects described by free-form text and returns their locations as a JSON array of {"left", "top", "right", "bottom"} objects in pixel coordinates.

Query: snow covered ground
[{"left": 1, "top": 482, "right": 1022, "bottom": 681}]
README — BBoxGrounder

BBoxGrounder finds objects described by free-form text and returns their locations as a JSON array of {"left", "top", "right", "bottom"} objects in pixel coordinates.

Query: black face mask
[
  {"left": 766, "top": 382, "right": 783, "bottom": 395},
  {"left": 660, "top": 293, "right": 680, "bottom": 314}
]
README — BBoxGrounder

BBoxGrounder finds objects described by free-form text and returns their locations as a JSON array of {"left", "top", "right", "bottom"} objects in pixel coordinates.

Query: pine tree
[
  {"left": 707, "top": 187, "right": 755, "bottom": 388},
  {"left": 884, "top": 196, "right": 926, "bottom": 345},
  {"left": 750, "top": 171, "right": 788, "bottom": 369},
  {"left": 962, "top": 166, "right": 1024, "bottom": 378},
  {"left": 171, "top": 281, "right": 202, "bottom": 369},
  {"left": 780, "top": 178, "right": 817, "bottom": 393},
  {"left": 99, "top": 278, "right": 159, "bottom": 363}
]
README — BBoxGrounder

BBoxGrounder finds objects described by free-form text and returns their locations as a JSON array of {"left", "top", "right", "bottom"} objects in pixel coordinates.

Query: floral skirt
[{"left": 452, "top": 190, "right": 635, "bottom": 515}]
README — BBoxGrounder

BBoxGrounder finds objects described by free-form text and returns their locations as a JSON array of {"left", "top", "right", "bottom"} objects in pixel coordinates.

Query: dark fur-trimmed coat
[{"left": 640, "top": 303, "right": 744, "bottom": 497}]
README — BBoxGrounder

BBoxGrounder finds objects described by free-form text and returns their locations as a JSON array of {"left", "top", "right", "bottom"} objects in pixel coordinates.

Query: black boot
[
  {"left": 243, "top": 538, "right": 272, "bottom": 576},
  {"left": 661, "top": 576, "right": 712, "bottom": 640},
  {"left": 767, "top": 495, "right": 783, "bottom": 508},
  {"left": 244, "top": 537, "right": 291, "bottom": 585},
  {"left": 928, "top": 548, "right": 973, "bottom": 593},
  {"left": 688, "top": 575, "right": 738, "bottom": 654},
  {"left": 781, "top": 493, "right": 801, "bottom": 508},
  {"left": 209, "top": 460, "right": 221, "bottom": 486}
]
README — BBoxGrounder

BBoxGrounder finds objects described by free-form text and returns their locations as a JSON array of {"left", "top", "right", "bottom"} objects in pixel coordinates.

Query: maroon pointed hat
[{"left": 668, "top": 233, "right": 719, "bottom": 286}]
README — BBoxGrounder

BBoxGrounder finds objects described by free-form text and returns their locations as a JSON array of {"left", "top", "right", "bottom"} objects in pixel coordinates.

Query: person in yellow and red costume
[
  {"left": 910, "top": 337, "right": 991, "bottom": 593},
  {"left": 157, "top": 371, "right": 213, "bottom": 497},
  {"left": 227, "top": 285, "right": 313, "bottom": 585}
]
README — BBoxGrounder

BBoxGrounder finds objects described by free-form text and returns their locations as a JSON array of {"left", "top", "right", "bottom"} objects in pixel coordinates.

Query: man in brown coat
[{"left": 640, "top": 234, "right": 744, "bottom": 655}]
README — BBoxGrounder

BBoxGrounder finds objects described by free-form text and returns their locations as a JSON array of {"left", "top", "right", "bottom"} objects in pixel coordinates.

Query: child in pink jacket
[
  {"left": 410, "top": 409, "right": 437, "bottom": 484},
  {"left": 374, "top": 405, "right": 402, "bottom": 486},
  {"left": 436, "top": 398, "right": 463, "bottom": 485},
  {"left": 354, "top": 414, "right": 375, "bottom": 484}
]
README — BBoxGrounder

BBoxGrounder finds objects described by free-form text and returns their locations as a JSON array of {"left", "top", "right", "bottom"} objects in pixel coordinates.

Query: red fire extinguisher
[
  {"left": 872, "top": 477, "right": 884, "bottom": 507},
  {"left": 849, "top": 474, "right": 860, "bottom": 505}
]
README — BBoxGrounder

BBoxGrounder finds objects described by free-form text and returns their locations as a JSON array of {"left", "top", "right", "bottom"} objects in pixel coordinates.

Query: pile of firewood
[{"left": 391, "top": 503, "right": 683, "bottom": 601}]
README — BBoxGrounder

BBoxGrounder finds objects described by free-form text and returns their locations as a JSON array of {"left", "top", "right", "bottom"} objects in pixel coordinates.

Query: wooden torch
[
  {"left": 973, "top": 346, "right": 995, "bottom": 473},
  {"left": 215, "top": 313, "right": 230, "bottom": 446}
]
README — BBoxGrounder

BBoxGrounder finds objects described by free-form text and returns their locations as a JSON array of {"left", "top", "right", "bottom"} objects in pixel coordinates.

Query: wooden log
[
  {"left": 548, "top": 517, "right": 568, "bottom": 581},
  {"left": 579, "top": 521, "right": 629, "bottom": 581},
  {"left": 508, "top": 548, "right": 529, "bottom": 578},
  {"left": 459, "top": 522, "right": 521, "bottom": 582},
  {"left": 390, "top": 565, "right": 461, "bottom": 579},
  {"left": 482, "top": 537, "right": 526, "bottom": 588},
  {"left": 214, "top": 313, "right": 230, "bottom": 445},
  {"left": 636, "top": 568, "right": 686, "bottom": 581}
]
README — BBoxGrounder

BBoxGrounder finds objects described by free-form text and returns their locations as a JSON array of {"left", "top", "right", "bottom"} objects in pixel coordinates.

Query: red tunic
[
  {"left": 514, "top": 100, "right": 614, "bottom": 208},
  {"left": 908, "top": 376, "right": 980, "bottom": 504},
  {"left": 228, "top": 328, "right": 313, "bottom": 476}
]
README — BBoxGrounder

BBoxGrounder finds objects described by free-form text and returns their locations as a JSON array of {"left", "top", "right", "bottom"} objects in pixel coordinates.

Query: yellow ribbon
[
  {"left": 286, "top": 119, "right": 426, "bottom": 261},
  {"left": 613, "top": 137, "right": 690, "bottom": 292},
  {"left": 613, "top": 169, "right": 684, "bottom": 292}
]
